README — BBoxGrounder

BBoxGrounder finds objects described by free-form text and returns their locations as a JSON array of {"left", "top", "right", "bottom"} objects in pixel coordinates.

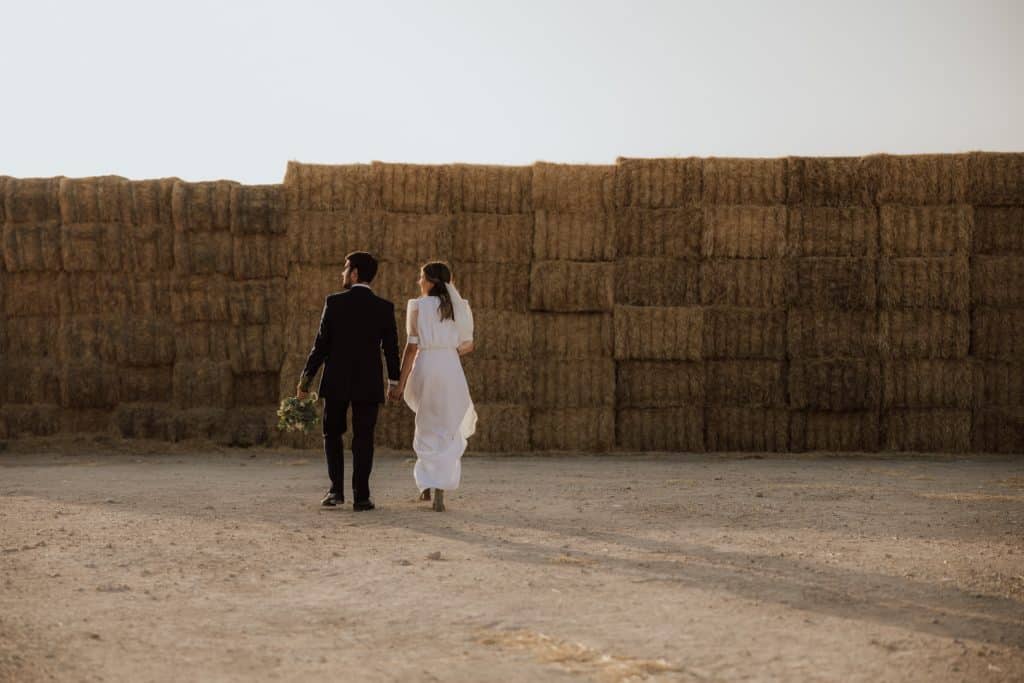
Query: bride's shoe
[
  {"left": 432, "top": 489, "right": 445, "bottom": 512},
  {"left": 419, "top": 489, "right": 431, "bottom": 502}
]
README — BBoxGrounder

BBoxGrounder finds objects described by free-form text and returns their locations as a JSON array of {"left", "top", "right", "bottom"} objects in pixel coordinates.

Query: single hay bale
[
  {"left": 61, "top": 408, "right": 115, "bottom": 434},
  {"left": 613, "top": 305, "right": 703, "bottom": 360},
  {"left": 119, "top": 319, "right": 176, "bottom": 367},
  {"left": 0, "top": 404, "right": 61, "bottom": 438},
  {"left": 529, "top": 261, "right": 613, "bottom": 313},
  {"left": 230, "top": 184, "right": 285, "bottom": 235},
  {"left": 616, "top": 408, "right": 704, "bottom": 452},
  {"left": 530, "top": 407, "right": 614, "bottom": 451},
  {"left": 171, "top": 180, "right": 236, "bottom": 232},
  {"left": 2, "top": 221, "right": 62, "bottom": 271},
  {"left": 228, "top": 279, "right": 286, "bottom": 325},
  {"left": 4, "top": 177, "right": 61, "bottom": 223},
  {"left": 61, "top": 223, "right": 123, "bottom": 271},
  {"left": 372, "top": 162, "right": 451, "bottom": 214},
  {"left": 972, "top": 207, "right": 1024, "bottom": 255},
  {"left": 124, "top": 221, "right": 174, "bottom": 271},
  {"left": 879, "top": 310, "right": 969, "bottom": 358},
  {"left": 219, "top": 408, "right": 276, "bottom": 449},
  {"left": 971, "top": 256, "right": 1024, "bottom": 307},
  {"left": 702, "top": 157, "right": 787, "bottom": 205},
  {"left": 283, "top": 162, "right": 379, "bottom": 212},
  {"left": 882, "top": 359, "right": 974, "bottom": 409},
  {"left": 454, "top": 213, "right": 533, "bottom": 263},
  {"left": 789, "top": 257, "right": 877, "bottom": 310},
  {"left": 787, "top": 309, "right": 879, "bottom": 358},
  {"left": 972, "top": 407, "right": 1024, "bottom": 453},
  {"left": 705, "top": 407, "right": 789, "bottom": 452},
  {"left": 229, "top": 324, "right": 284, "bottom": 374},
  {"left": 174, "top": 322, "right": 233, "bottom": 362},
  {"left": 60, "top": 362, "right": 120, "bottom": 409},
  {"left": 788, "top": 359, "right": 882, "bottom": 410},
  {"left": 448, "top": 164, "right": 533, "bottom": 214},
  {"left": 786, "top": 156, "right": 881, "bottom": 206},
  {"left": 232, "top": 372, "right": 280, "bottom": 406},
  {"left": 703, "top": 307, "right": 786, "bottom": 359},
  {"left": 616, "top": 207, "right": 702, "bottom": 258},
  {"left": 381, "top": 212, "right": 454, "bottom": 262},
  {"left": 58, "top": 316, "right": 121, "bottom": 364},
  {"left": 879, "top": 205, "right": 972, "bottom": 256},
  {"left": 287, "top": 211, "right": 385, "bottom": 264},
  {"left": 618, "top": 257, "right": 700, "bottom": 306},
  {"left": 975, "top": 361, "right": 1024, "bottom": 407},
  {"left": 788, "top": 207, "right": 879, "bottom": 257},
  {"left": 467, "top": 403, "right": 531, "bottom": 453},
  {"left": 173, "top": 360, "right": 233, "bottom": 407},
  {"left": 531, "top": 312, "right": 612, "bottom": 359},
  {"left": 700, "top": 258, "right": 789, "bottom": 308},
  {"left": 173, "top": 230, "right": 233, "bottom": 275},
  {"left": 966, "top": 152, "right": 1024, "bottom": 206},
  {"left": 533, "top": 211, "right": 614, "bottom": 261},
  {"left": 233, "top": 234, "right": 288, "bottom": 279},
  {"left": 880, "top": 256, "right": 969, "bottom": 310},
  {"left": 614, "top": 157, "right": 702, "bottom": 209},
  {"left": 167, "top": 408, "right": 228, "bottom": 442},
  {"left": 462, "top": 358, "right": 533, "bottom": 403},
  {"left": 58, "top": 176, "right": 132, "bottom": 224},
  {"left": 789, "top": 411, "right": 880, "bottom": 452},
  {"left": 883, "top": 409, "right": 971, "bottom": 452},
  {"left": 5, "top": 272, "right": 62, "bottom": 317},
  {"left": 972, "top": 308, "right": 1024, "bottom": 359},
  {"left": 119, "top": 366, "right": 174, "bottom": 403},
  {"left": 705, "top": 360, "right": 786, "bottom": 407},
  {"left": 532, "top": 358, "right": 615, "bottom": 408},
  {"left": 532, "top": 162, "right": 615, "bottom": 212},
  {"left": 616, "top": 361, "right": 705, "bottom": 407},
  {"left": 129, "top": 178, "right": 176, "bottom": 226},
  {"left": 2, "top": 315, "right": 54, "bottom": 357},
  {"left": 112, "top": 403, "right": 175, "bottom": 440},
  {"left": 876, "top": 153, "right": 968, "bottom": 204},
  {"left": 0, "top": 358, "right": 61, "bottom": 404},
  {"left": 452, "top": 262, "right": 528, "bottom": 312},
  {"left": 171, "top": 276, "right": 232, "bottom": 323},
  {"left": 701, "top": 205, "right": 787, "bottom": 258},
  {"left": 471, "top": 309, "right": 533, "bottom": 359}
]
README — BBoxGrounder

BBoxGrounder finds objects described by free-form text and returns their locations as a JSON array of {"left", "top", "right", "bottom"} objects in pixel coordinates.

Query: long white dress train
[{"left": 402, "top": 290, "right": 477, "bottom": 491}]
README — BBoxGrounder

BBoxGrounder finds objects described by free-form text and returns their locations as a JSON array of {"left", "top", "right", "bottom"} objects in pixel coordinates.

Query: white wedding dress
[{"left": 403, "top": 287, "right": 477, "bottom": 491}]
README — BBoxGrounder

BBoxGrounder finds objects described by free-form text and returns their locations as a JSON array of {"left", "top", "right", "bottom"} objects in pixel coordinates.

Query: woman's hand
[{"left": 457, "top": 341, "right": 474, "bottom": 356}]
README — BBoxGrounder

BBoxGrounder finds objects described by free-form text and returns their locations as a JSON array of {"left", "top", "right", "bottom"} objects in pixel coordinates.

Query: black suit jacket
[{"left": 300, "top": 286, "right": 401, "bottom": 403}]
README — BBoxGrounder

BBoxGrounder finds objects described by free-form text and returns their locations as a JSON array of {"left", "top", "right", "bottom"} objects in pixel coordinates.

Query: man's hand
[
  {"left": 388, "top": 385, "right": 403, "bottom": 402},
  {"left": 296, "top": 389, "right": 309, "bottom": 400}
]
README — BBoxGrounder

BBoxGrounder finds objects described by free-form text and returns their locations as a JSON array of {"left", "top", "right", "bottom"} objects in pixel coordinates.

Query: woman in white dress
[{"left": 391, "top": 262, "right": 477, "bottom": 511}]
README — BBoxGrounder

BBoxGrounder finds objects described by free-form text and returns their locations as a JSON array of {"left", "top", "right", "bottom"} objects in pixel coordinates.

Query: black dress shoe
[
  {"left": 321, "top": 492, "right": 344, "bottom": 507},
  {"left": 353, "top": 499, "right": 375, "bottom": 511}
]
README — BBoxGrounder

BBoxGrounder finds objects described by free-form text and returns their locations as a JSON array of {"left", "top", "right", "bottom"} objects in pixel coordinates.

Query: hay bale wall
[{"left": 1, "top": 152, "right": 1021, "bottom": 453}]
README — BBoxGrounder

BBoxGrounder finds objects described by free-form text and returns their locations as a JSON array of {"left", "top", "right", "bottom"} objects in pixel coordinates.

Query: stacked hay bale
[
  {"left": 787, "top": 157, "right": 883, "bottom": 451},
  {"left": 613, "top": 159, "right": 705, "bottom": 451},
  {"left": 700, "top": 158, "right": 790, "bottom": 451},
  {"left": 530, "top": 163, "right": 615, "bottom": 451},
  {"left": 877, "top": 155, "right": 972, "bottom": 452},
  {"left": 1, "top": 177, "right": 63, "bottom": 437},
  {"left": 968, "top": 153, "right": 1024, "bottom": 452}
]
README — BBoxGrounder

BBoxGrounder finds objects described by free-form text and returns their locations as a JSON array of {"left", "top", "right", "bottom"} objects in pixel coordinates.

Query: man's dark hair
[{"left": 345, "top": 251, "right": 379, "bottom": 283}]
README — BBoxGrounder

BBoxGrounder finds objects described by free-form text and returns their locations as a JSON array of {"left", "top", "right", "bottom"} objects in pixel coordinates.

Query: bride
[{"left": 389, "top": 261, "right": 477, "bottom": 511}]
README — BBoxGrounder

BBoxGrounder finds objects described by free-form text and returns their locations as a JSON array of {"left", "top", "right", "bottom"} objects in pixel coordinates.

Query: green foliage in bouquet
[{"left": 277, "top": 393, "right": 321, "bottom": 433}]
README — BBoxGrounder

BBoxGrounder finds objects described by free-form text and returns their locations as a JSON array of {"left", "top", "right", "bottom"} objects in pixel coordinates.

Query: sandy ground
[{"left": 1, "top": 437, "right": 1022, "bottom": 683}]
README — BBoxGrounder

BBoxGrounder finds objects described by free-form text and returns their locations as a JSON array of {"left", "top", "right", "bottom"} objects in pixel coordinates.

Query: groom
[{"left": 296, "top": 251, "right": 401, "bottom": 511}]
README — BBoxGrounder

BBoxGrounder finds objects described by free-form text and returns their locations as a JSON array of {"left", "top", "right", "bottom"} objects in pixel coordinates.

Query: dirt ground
[{"left": 1, "top": 437, "right": 1022, "bottom": 682}]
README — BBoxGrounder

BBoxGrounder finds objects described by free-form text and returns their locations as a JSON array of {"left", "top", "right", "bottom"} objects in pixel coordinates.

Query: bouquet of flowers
[{"left": 276, "top": 393, "right": 321, "bottom": 433}]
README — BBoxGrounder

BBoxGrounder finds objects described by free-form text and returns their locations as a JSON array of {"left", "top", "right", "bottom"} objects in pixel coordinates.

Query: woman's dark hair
[
  {"left": 345, "top": 251, "right": 378, "bottom": 283},
  {"left": 422, "top": 261, "right": 454, "bottom": 322}
]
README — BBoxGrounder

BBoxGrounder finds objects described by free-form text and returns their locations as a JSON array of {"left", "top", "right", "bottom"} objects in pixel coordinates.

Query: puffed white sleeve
[
  {"left": 457, "top": 299, "right": 474, "bottom": 344},
  {"left": 405, "top": 299, "right": 419, "bottom": 344}
]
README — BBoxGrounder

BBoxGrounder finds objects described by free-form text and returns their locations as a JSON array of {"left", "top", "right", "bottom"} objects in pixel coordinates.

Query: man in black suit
[{"left": 296, "top": 252, "right": 401, "bottom": 511}]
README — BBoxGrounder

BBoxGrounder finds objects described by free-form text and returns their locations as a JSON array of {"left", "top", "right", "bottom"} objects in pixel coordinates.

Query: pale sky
[{"left": 1, "top": 0, "right": 1021, "bottom": 184}]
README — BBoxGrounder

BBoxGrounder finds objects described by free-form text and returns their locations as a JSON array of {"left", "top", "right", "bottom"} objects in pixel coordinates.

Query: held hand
[
  {"left": 296, "top": 389, "right": 309, "bottom": 400},
  {"left": 388, "top": 385, "right": 404, "bottom": 402}
]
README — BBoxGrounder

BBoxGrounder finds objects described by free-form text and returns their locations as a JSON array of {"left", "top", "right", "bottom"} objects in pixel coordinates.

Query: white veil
[{"left": 445, "top": 282, "right": 474, "bottom": 344}]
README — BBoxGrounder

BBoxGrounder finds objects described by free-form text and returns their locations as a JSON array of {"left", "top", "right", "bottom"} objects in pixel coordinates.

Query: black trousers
[{"left": 322, "top": 399, "right": 379, "bottom": 502}]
